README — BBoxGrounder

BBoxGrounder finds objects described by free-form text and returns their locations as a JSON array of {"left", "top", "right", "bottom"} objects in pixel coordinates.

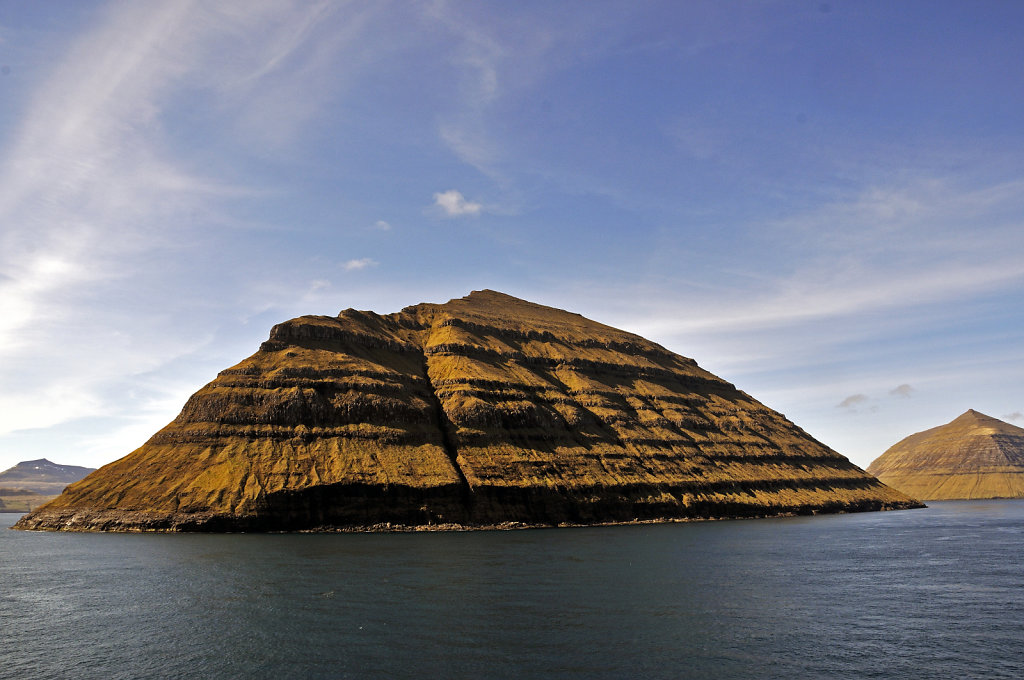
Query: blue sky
[{"left": 1, "top": 0, "right": 1022, "bottom": 472}]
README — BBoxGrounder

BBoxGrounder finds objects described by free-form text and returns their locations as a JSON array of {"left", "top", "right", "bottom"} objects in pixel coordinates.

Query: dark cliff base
[{"left": 13, "top": 481, "right": 923, "bottom": 532}]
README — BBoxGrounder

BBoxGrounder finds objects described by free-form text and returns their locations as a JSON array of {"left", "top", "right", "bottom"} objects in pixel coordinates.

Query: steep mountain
[
  {"left": 867, "top": 410, "right": 1024, "bottom": 500},
  {"left": 16, "top": 290, "right": 919, "bottom": 531},
  {"left": 0, "top": 459, "right": 96, "bottom": 513}
]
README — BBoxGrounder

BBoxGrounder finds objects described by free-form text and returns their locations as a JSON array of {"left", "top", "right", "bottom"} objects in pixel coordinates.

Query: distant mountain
[
  {"left": 867, "top": 410, "right": 1024, "bottom": 500},
  {"left": 16, "top": 291, "right": 919, "bottom": 531},
  {"left": 0, "top": 459, "right": 96, "bottom": 512},
  {"left": 0, "top": 458, "right": 96, "bottom": 494}
]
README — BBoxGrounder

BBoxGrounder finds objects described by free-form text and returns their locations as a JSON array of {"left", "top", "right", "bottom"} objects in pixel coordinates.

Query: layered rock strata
[
  {"left": 867, "top": 409, "right": 1024, "bottom": 500},
  {"left": 16, "top": 290, "right": 918, "bottom": 531}
]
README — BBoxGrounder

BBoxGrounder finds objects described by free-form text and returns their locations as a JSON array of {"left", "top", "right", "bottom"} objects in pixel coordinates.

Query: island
[{"left": 16, "top": 290, "right": 919, "bottom": 531}]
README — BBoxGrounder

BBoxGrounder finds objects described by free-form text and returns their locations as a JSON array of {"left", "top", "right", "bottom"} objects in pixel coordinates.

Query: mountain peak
[
  {"left": 17, "top": 291, "right": 918, "bottom": 532},
  {"left": 956, "top": 408, "right": 990, "bottom": 421},
  {"left": 867, "top": 411, "right": 1024, "bottom": 500},
  {"left": 0, "top": 459, "right": 96, "bottom": 506}
]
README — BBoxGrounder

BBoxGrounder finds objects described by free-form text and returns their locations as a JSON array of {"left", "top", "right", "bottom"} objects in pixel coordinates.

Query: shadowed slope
[
  {"left": 867, "top": 410, "right": 1024, "bottom": 500},
  {"left": 16, "top": 291, "right": 919, "bottom": 531}
]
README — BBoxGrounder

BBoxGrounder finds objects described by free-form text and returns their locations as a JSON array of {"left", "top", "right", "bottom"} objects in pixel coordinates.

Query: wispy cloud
[
  {"left": 373, "top": 220, "right": 392, "bottom": 231},
  {"left": 434, "top": 189, "right": 482, "bottom": 217},
  {"left": 438, "top": 124, "right": 500, "bottom": 176},
  {"left": 627, "top": 175, "right": 1024, "bottom": 341},
  {"left": 837, "top": 394, "right": 869, "bottom": 409},
  {"left": 422, "top": 2, "right": 601, "bottom": 178},
  {"left": 1005, "top": 412, "right": 1023, "bottom": 423},
  {"left": 0, "top": 1, "right": 353, "bottom": 346},
  {"left": 772, "top": 177, "right": 1024, "bottom": 260},
  {"left": 889, "top": 384, "right": 915, "bottom": 398},
  {"left": 0, "top": 0, "right": 382, "bottom": 452},
  {"left": 423, "top": 2, "right": 505, "bottom": 174}
]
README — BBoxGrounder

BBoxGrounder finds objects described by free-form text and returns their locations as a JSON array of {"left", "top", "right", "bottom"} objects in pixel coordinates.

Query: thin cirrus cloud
[
  {"left": 625, "top": 175, "right": 1024, "bottom": 344},
  {"left": 424, "top": 2, "right": 607, "bottom": 179},
  {"left": 0, "top": 0, "right": 356, "bottom": 344},
  {"left": 0, "top": 1, "right": 380, "bottom": 449},
  {"left": 433, "top": 189, "right": 483, "bottom": 217},
  {"left": 424, "top": 4, "right": 505, "bottom": 176},
  {"left": 0, "top": 2, "right": 221, "bottom": 436}
]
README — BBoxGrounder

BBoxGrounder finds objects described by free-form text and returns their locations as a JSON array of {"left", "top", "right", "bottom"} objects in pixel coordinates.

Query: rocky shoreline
[{"left": 13, "top": 494, "right": 921, "bottom": 533}]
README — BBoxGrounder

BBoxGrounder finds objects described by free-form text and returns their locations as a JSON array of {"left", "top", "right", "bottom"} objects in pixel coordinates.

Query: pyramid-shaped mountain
[
  {"left": 16, "top": 291, "right": 918, "bottom": 531},
  {"left": 867, "top": 409, "right": 1024, "bottom": 500}
]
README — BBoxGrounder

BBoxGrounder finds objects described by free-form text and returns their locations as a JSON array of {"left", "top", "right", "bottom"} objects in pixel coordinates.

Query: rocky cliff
[
  {"left": 16, "top": 290, "right": 918, "bottom": 531},
  {"left": 867, "top": 409, "right": 1024, "bottom": 500}
]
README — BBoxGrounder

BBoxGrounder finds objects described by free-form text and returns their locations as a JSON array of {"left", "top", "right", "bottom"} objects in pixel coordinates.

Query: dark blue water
[{"left": 3, "top": 502, "right": 1023, "bottom": 679}]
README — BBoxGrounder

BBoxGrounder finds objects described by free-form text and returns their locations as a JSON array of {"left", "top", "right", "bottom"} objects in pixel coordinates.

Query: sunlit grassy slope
[
  {"left": 17, "top": 290, "right": 919, "bottom": 531},
  {"left": 868, "top": 410, "right": 1024, "bottom": 500}
]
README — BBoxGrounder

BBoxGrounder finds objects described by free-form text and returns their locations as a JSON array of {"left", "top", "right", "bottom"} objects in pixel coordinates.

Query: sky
[{"left": 0, "top": 0, "right": 1022, "bottom": 473}]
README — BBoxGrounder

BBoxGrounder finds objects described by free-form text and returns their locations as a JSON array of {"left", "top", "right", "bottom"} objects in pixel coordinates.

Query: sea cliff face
[
  {"left": 867, "top": 410, "right": 1024, "bottom": 500},
  {"left": 16, "top": 291, "right": 919, "bottom": 532}
]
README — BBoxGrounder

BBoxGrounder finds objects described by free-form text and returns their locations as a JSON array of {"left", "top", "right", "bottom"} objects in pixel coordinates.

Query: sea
[{"left": 2, "top": 501, "right": 1023, "bottom": 680}]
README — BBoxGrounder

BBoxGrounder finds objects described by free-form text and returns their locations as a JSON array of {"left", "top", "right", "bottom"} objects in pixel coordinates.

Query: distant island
[
  {"left": 0, "top": 459, "right": 96, "bottom": 513},
  {"left": 868, "top": 409, "right": 1024, "bottom": 500},
  {"left": 15, "top": 291, "right": 919, "bottom": 532}
]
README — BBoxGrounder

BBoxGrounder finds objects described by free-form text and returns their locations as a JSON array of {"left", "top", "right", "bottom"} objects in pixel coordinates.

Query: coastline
[{"left": 11, "top": 498, "right": 924, "bottom": 533}]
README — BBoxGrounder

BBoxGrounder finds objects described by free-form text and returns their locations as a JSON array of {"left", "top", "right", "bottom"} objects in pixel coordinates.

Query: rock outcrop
[
  {"left": 867, "top": 409, "right": 1024, "bottom": 500},
  {"left": 16, "top": 290, "right": 919, "bottom": 531}
]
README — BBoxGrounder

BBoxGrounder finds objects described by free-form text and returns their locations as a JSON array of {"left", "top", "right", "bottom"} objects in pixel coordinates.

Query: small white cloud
[
  {"left": 343, "top": 258, "right": 376, "bottom": 271},
  {"left": 433, "top": 189, "right": 482, "bottom": 217},
  {"left": 889, "top": 384, "right": 915, "bottom": 398},
  {"left": 837, "top": 394, "right": 869, "bottom": 409},
  {"left": 309, "top": 279, "right": 330, "bottom": 291},
  {"left": 373, "top": 220, "right": 391, "bottom": 231}
]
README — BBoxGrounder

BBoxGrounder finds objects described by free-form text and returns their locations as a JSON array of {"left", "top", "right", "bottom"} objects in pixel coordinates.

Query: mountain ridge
[
  {"left": 0, "top": 458, "right": 96, "bottom": 513},
  {"left": 16, "top": 291, "right": 919, "bottom": 531}
]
